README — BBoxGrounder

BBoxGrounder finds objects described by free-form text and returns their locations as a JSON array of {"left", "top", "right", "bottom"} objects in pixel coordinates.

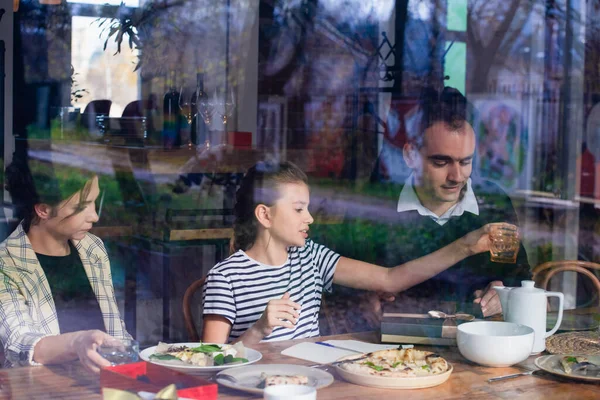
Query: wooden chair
[
  {"left": 532, "top": 260, "right": 600, "bottom": 306},
  {"left": 160, "top": 210, "right": 234, "bottom": 341},
  {"left": 183, "top": 277, "right": 206, "bottom": 341}
]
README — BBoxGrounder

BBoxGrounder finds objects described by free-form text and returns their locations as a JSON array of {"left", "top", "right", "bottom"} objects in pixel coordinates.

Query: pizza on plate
[
  {"left": 258, "top": 373, "right": 309, "bottom": 388},
  {"left": 337, "top": 348, "right": 449, "bottom": 377}
]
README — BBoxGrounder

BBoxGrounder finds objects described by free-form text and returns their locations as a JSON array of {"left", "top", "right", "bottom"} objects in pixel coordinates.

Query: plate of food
[
  {"left": 334, "top": 348, "right": 453, "bottom": 389},
  {"left": 215, "top": 364, "right": 334, "bottom": 395},
  {"left": 139, "top": 342, "right": 262, "bottom": 374},
  {"left": 534, "top": 354, "right": 600, "bottom": 382}
]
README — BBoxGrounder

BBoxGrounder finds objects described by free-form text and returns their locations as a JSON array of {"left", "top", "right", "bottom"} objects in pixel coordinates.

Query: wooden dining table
[{"left": 1, "top": 331, "right": 599, "bottom": 399}]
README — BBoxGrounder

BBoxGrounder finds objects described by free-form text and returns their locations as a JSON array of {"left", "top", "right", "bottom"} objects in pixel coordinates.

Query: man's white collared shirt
[{"left": 397, "top": 175, "right": 480, "bottom": 226}]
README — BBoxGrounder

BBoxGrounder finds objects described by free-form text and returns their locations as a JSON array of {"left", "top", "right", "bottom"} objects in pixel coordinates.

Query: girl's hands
[
  {"left": 70, "top": 330, "right": 113, "bottom": 373},
  {"left": 253, "top": 292, "right": 301, "bottom": 337}
]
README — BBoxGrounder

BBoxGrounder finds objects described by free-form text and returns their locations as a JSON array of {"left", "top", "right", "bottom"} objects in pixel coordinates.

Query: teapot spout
[{"left": 492, "top": 286, "right": 512, "bottom": 317}]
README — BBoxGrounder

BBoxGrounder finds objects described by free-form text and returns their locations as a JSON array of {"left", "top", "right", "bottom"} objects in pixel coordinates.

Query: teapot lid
[{"left": 513, "top": 280, "right": 544, "bottom": 294}]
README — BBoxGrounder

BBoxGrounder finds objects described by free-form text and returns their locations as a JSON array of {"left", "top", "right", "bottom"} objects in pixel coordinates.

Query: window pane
[
  {"left": 444, "top": 41, "right": 466, "bottom": 94},
  {"left": 447, "top": 0, "right": 467, "bottom": 32},
  {"left": 71, "top": 16, "right": 140, "bottom": 117}
]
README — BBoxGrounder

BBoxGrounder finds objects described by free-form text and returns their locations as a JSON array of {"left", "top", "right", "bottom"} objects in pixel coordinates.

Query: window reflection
[{"left": 4, "top": 0, "right": 600, "bottom": 373}]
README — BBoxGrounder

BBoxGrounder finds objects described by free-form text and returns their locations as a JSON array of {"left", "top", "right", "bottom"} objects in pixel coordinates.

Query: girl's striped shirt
[{"left": 203, "top": 239, "right": 340, "bottom": 342}]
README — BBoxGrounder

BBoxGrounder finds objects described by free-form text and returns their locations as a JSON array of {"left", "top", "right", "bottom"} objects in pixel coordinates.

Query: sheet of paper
[{"left": 281, "top": 341, "right": 399, "bottom": 364}]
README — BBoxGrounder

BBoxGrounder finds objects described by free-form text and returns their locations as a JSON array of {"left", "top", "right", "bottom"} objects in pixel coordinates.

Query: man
[
  {"left": 316, "top": 87, "right": 530, "bottom": 334},
  {"left": 380, "top": 86, "right": 530, "bottom": 316}
]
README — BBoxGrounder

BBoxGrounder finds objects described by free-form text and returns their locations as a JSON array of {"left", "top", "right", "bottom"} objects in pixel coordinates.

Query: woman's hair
[
  {"left": 233, "top": 161, "right": 308, "bottom": 251},
  {"left": 5, "top": 158, "right": 97, "bottom": 232}
]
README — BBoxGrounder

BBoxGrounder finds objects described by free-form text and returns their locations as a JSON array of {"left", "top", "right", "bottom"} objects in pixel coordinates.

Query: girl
[
  {"left": 0, "top": 159, "right": 131, "bottom": 372},
  {"left": 202, "top": 161, "right": 504, "bottom": 345}
]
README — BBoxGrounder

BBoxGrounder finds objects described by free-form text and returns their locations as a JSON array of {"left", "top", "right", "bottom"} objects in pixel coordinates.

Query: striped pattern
[
  {"left": 203, "top": 239, "right": 339, "bottom": 343},
  {"left": 0, "top": 223, "right": 131, "bottom": 368}
]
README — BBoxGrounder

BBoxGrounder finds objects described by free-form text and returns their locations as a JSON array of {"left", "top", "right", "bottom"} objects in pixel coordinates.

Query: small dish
[
  {"left": 214, "top": 364, "right": 334, "bottom": 395},
  {"left": 535, "top": 355, "right": 600, "bottom": 382}
]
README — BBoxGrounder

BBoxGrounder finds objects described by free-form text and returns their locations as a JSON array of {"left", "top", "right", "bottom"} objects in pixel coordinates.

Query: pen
[{"left": 315, "top": 342, "right": 362, "bottom": 353}]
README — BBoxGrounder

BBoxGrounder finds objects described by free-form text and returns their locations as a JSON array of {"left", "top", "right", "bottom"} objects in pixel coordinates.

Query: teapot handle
[{"left": 545, "top": 292, "right": 564, "bottom": 338}]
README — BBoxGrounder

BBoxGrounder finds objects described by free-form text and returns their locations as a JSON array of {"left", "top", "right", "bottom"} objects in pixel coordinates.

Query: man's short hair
[{"left": 411, "top": 86, "right": 472, "bottom": 148}]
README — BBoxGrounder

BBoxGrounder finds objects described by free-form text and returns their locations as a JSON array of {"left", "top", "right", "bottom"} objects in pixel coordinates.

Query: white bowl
[{"left": 457, "top": 321, "right": 534, "bottom": 367}]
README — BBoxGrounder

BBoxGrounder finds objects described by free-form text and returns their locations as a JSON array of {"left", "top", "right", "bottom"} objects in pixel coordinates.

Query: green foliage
[
  {"left": 96, "top": 0, "right": 185, "bottom": 71},
  {"left": 26, "top": 119, "right": 99, "bottom": 142},
  {"left": 310, "top": 177, "right": 400, "bottom": 202},
  {"left": 70, "top": 65, "right": 88, "bottom": 104}
]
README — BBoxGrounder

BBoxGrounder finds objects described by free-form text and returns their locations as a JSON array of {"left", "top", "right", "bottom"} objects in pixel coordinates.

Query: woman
[{"left": 0, "top": 159, "right": 130, "bottom": 372}]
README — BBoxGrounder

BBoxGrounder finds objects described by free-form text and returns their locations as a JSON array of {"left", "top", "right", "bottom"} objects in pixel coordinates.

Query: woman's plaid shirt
[{"left": 0, "top": 223, "right": 130, "bottom": 367}]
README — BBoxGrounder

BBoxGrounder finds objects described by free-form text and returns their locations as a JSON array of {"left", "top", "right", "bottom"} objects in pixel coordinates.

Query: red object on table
[
  {"left": 227, "top": 131, "right": 252, "bottom": 148},
  {"left": 100, "top": 361, "right": 217, "bottom": 399}
]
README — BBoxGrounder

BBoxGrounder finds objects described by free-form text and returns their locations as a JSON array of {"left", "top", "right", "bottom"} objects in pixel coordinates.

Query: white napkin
[{"left": 281, "top": 340, "right": 399, "bottom": 364}]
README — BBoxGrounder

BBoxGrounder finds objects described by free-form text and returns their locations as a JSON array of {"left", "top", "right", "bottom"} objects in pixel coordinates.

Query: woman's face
[{"left": 44, "top": 176, "right": 100, "bottom": 241}]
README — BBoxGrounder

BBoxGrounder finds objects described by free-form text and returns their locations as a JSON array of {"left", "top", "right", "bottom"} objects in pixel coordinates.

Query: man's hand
[
  {"left": 473, "top": 280, "right": 504, "bottom": 317},
  {"left": 70, "top": 330, "right": 114, "bottom": 373},
  {"left": 459, "top": 222, "right": 518, "bottom": 256},
  {"left": 363, "top": 292, "right": 396, "bottom": 327}
]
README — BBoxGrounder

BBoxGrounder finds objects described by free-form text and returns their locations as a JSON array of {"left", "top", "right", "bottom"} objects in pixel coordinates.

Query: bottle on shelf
[{"left": 162, "top": 71, "right": 180, "bottom": 149}]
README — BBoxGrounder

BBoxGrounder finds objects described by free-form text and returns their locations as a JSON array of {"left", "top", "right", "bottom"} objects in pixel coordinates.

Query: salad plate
[{"left": 139, "top": 342, "right": 262, "bottom": 375}]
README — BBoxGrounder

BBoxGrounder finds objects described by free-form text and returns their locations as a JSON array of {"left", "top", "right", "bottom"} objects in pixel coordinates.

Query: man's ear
[
  {"left": 34, "top": 203, "right": 53, "bottom": 221},
  {"left": 254, "top": 204, "right": 272, "bottom": 228},
  {"left": 403, "top": 143, "right": 420, "bottom": 169}
]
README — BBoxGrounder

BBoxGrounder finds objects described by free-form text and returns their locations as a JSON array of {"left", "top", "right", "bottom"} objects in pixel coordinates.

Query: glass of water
[{"left": 97, "top": 338, "right": 139, "bottom": 366}]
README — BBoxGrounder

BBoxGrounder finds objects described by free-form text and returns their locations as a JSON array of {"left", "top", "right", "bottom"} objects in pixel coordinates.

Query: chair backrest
[
  {"left": 183, "top": 277, "right": 206, "bottom": 341},
  {"left": 81, "top": 99, "right": 112, "bottom": 130},
  {"left": 532, "top": 260, "right": 600, "bottom": 306},
  {"left": 122, "top": 100, "right": 144, "bottom": 118},
  {"left": 83, "top": 99, "right": 112, "bottom": 115}
]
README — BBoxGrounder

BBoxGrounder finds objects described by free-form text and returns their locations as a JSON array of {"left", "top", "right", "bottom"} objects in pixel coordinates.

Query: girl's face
[
  {"left": 44, "top": 176, "right": 100, "bottom": 241},
  {"left": 268, "top": 182, "right": 314, "bottom": 248}
]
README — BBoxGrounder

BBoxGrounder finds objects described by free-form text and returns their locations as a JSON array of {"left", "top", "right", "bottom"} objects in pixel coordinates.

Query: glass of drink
[
  {"left": 489, "top": 223, "right": 520, "bottom": 263},
  {"left": 178, "top": 86, "right": 195, "bottom": 125},
  {"left": 97, "top": 338, "right": 139, "bottom": 366},
  {"left": 198, "top": 90, "right": 216, "bottom": 149},
  {"left": 217, "top": 87, "right": 236, "bottom": 127}
]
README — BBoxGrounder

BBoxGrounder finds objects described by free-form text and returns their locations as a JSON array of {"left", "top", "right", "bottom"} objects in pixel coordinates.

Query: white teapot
[{"left": 493, "top": 280, "right": 564, "bottom": 354}]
